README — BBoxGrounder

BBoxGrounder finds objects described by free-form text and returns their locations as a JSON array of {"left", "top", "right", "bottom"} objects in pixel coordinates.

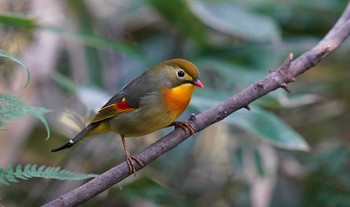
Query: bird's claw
[
  {"left": 173, "top": 121, "right": 195, "bottom": 138},
  {"left": 125, "top": 152, "right": 144, "bottom": 176}
]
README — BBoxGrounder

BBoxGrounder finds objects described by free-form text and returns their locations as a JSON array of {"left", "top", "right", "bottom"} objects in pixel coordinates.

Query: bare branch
[{"left": 43, "top": 2, "right": 350, "bottom": 207}]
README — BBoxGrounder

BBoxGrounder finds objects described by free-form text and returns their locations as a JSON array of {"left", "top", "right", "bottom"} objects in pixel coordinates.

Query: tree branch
[{"left": 43, "top": 2, "right": 350, "bottom": 206}]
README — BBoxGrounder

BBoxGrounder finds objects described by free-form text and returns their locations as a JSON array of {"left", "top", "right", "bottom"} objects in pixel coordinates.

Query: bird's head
[{"left": 153, "top": 58, "right": 204, "bottom": 89}]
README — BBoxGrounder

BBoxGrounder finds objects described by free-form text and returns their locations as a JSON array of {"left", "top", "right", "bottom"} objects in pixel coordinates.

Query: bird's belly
[{"left": 108, "top": 107, "right": 178, "bottom": 137}]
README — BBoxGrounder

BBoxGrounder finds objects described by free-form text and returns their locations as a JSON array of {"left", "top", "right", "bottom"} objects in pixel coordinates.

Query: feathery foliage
[
  {"left": 0, "top": 49, "right": 30, "bottom": 87},
  {"left": 0, "top": 94, "right": 51, "bottom": 139},
  {"left": 0, "top": 164, "right": 98, "bottom": 186}
]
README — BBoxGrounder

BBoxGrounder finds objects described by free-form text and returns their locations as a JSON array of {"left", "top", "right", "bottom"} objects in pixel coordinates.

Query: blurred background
[{"left": 1, "top": 0, "right": 350, "bottom": 206}]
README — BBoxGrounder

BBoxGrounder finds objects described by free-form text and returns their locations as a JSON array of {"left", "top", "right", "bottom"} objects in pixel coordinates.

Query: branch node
[
  {"left": 280, "top": 53, "right": 294, "bottom": 71},
  {"left": 289, "top": 52, "right": 294, "bottom": 60},
  {"left": 256, "top": 82, "right": 264, "bottom": 89},
  {"left": 280, "top": 83, "right": 291, "bottom": 93},
  {"left": 243, "top": 105, "right": 251, "bottom": 110},
  {"left": 189, "top": 113, "right": 196, "bottom": 121},
  {"left": 305, "top": 52, "right": 317, "bottom": 67}
]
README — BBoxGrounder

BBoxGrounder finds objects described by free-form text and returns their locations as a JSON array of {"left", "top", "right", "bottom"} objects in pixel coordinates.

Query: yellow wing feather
[{"left": 91, "top": 98, "right": 135, "bottom": 123}]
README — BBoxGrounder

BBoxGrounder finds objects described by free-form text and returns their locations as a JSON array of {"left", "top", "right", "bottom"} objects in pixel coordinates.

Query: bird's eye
[{"left": 177, "top": 69, "right": 185, "bottom": 78}]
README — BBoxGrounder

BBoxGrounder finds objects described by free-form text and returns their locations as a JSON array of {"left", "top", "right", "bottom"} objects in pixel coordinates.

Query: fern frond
[
  {"left": 0, "top": 48, "right": 30, "bottom": 87},
  {"left": 0, "top": 94, "right": 51, "bottom": 139},
  {"left": 0, "top": 169, "right": 10, "bottom": 185},
  {"left": 0, "top": 164, "right": 98, "bottom": 186}
]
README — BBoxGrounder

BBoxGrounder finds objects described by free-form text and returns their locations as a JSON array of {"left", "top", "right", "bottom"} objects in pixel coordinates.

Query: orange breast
[{"left": 162, "top": 84, "right": 195, "bottom": 117}]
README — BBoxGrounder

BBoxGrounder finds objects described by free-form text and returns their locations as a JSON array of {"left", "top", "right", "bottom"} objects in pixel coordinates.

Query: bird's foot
[
  {"left": 173, "top": 121, "right": 195, "bottom": 138},
  {"left": 125, "top": 151, "right": 144, "bottom": 176}
]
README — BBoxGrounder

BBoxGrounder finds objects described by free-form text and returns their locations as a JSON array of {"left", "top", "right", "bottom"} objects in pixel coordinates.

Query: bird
[{"left": 51, "top": 58, "right": 204, "bottom": 175}]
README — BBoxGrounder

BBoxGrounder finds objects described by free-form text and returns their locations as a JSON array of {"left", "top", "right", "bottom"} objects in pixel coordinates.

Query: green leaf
[
  {"left": 0, "top": 49, "right": 30, "bottom": 87},
  {"left": 45, "top": 27, "right": 142, "bottom": 57},
  {"left": 0, "top": 14, "right": 37, "bottom": 28},
  {"left": 227, "top": 108, "right": 309, "bottom": 151},
  {"left": 234, "top": 147, "right": 244, "bottom": 170},
  {"left": 30, "top": 165, "right": 38, "bottom": 177},
  {"left": 191, "top": 96, "right": 309, "bottom": 151},
  {"left": 14, "top": 165, "right": 27, "bottom": 180},
  {"left": 148, "top": 0, "right": 209, "bottom": 47},
  {"left": 0, "top": 94, "right": 51, "bottom": 139},
  {"left": 5, "top": 174, "right": 18, "bottom": 183},
  {"left": 124, "top": 176, "right": 188, "bottom": 206},
  {"left": 0, "top": 169, "right": 10, "bottom": 185},
  {"left": 254, "top": 148, "right": 265, "bottom": 176},
  {"left": 23, "top": 164, "right": 32, "bottom": 178},
  {"left": 52, "top": 72, "right": 78, "bottom": 94},
  {"left": 5, "top": 165, "right": 18, "bottom": 183},
  {"left": 189, "top": 0, "right": 280, "bottom": 42},
  {"left": 0, "top": 164, "right": 98, "bottom": 185},
  {"left": 37, "top": 165, "right": 46, "bottom": 174}
]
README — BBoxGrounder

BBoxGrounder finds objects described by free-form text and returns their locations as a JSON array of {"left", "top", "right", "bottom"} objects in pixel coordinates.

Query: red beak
[{"left": 193, "top": 79, "right": 204, "bottom": 88}]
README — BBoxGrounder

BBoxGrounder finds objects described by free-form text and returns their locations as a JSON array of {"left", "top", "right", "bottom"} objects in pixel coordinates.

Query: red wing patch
[
  {"left": 115, "top": 98, "right": 133, "bottom": 111},
  {"left": 91, "top": 98, "right": 135, "bottom": 123}
]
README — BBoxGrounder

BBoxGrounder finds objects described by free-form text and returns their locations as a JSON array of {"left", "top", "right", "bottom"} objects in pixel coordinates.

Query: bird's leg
[
  {"left": 170, "top": 121, "right": 195, "bottom": 138},
  {"left": 120, "top": 135, "right": 144, "bottom": 176}
]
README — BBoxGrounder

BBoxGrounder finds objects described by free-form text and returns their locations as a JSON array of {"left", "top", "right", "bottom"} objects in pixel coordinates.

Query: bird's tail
[{"left": 51, "top": 123, "right": 100, "bottom": 152}]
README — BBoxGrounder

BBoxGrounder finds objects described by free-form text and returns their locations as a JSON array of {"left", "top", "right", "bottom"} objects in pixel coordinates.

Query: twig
[{"left": 43, "top": 2, "right": 350, "bottom": 206}]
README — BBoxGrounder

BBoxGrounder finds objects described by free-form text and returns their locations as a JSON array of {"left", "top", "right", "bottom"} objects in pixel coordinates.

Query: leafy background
[{"left": 1, "top": 0, "right": 350, "bottom": 206}]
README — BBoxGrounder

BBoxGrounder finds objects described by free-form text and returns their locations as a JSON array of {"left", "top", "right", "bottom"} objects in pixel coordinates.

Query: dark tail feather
[
  {"left": 51, "top": 123, "right": 99, "bottom": 152},
  {"left": 51, "top": 141, "right": 74, "bottom": 152}
]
